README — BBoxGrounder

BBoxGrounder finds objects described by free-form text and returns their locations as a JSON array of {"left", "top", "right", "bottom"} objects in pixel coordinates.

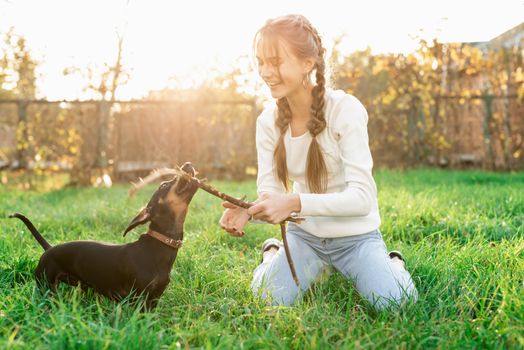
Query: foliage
[
  {"left": 0, "top": 29, "right": 39, "bottom": 169},
  {"left": 0, "top": 28, "right": 37, "bottom": 100},
  {"left": 331, "top": 38, "right": 524, "bottom": 170}
]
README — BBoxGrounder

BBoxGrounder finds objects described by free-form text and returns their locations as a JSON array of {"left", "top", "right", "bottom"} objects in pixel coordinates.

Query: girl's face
[{"left": 255, "top": 37, "right": 313, "bottom": 99}]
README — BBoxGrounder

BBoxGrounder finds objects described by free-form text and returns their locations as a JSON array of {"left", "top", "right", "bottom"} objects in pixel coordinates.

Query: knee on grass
[
  {"left": 251, "top": 280, "right": 299, "bottom": 307},
  {"left": 367, "top": 284, "right": 419, "bottom": 311}
]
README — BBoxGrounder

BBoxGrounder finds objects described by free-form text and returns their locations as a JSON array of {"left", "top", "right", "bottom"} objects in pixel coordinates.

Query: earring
[{"left": 302, "top": 74, "right": 308, "bottom": 89}]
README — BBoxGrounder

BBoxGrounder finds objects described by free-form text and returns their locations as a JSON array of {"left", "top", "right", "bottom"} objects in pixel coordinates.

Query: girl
[{"left": 219, "top": 14, "right": 417, "bottom": 309}]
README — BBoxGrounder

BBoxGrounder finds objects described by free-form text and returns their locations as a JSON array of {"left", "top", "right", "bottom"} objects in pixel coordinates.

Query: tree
[
  {"left": 64, "top": 32, "right": 130, "bottom": 186},
  {"left": 0, "top": 28, "right": 38, "bottom": 100},
  {"left": 0, "top": 28, "right": 39, "bottom": 169}
]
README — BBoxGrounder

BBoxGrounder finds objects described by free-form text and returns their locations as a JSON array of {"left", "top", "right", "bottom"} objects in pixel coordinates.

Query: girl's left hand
[{"left": 247, "top": 192, "right": 301, "bottom": 224}]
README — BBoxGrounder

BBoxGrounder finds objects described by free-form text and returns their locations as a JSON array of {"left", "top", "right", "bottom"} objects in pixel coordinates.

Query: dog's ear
[
  {"left": 123, "top": 207, "right": 151, "bottom": 236},
  {"left": 175, "top": 179, "right": 192, "bottom": 195}
]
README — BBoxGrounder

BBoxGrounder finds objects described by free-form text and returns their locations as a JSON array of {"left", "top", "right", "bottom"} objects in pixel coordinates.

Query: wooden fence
[
  {"left": 0, "top": 94, "right": 522, "bottom": 184},
  {"left": 0, "top": 99, "right": 259, "bottom": 183}
]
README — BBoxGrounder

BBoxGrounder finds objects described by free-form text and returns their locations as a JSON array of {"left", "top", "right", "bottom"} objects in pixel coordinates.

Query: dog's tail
[{"left": 9, "top": 213, "right": 52, "bottom": 251}]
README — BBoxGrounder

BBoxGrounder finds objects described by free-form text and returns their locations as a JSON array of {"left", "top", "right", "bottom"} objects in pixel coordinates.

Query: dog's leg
[
  {"left": 35, "top": 260, "right": 67, "bottom": 293},
  {"left": 58, "top": 274, "right": 80, "bottom": 287},
  {"left": 148, "top": 296, "right": 159, "bottom": 309},
  {"left": 144, "top": 297, "right": 159, "bottom": 311},
  {"left": 35, "top": 266, "right": 58, "bottom": 293}
]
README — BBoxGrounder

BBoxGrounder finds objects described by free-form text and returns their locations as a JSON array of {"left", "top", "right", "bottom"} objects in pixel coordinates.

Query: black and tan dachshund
[{"left": 9, "top": 162, "right": 199, "bottom": 309}]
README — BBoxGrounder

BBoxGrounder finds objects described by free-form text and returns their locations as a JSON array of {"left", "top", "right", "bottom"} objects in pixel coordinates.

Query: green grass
[{"left": 1, "top": 169, "right": 523, "bottom": 349}]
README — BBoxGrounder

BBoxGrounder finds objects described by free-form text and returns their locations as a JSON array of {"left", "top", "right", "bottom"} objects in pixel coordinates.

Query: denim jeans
[{"left": 251, "top": 223, "right": 418, "bottom": 309}]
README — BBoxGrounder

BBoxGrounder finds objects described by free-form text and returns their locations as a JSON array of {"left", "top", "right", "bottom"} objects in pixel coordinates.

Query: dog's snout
[{"left": 181, "top": 162, "right": 195, "bottom": 177}]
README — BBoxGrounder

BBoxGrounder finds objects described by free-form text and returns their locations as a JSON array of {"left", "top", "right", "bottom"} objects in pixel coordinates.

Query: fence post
[
  {"left": 432, "top": 94, "right": 441, "bottom": 166},
  {"left": 96, "top": 100, "right": 111, "bottom": 168},
  {"left": 482, "top": 95, "right": 495, "bottom": 169},
  {"left": 407, "top": 96, "right": 420, "bottom": 165},
  {"left": 501, "top": 48, "right": 514, "bottom": 170},
  {"left": 16, "top": 100, "right": 29, "bottom": 169}
]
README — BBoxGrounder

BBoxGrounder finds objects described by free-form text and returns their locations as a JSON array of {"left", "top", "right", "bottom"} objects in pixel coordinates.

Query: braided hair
[{"left": 255, "top": 14, "right": 328, "bottom": 193}]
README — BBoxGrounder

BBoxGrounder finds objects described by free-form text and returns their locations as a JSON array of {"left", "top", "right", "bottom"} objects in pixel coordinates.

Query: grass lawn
[{"left": 0, "top": 169, "right": 523, "bottom": 349}]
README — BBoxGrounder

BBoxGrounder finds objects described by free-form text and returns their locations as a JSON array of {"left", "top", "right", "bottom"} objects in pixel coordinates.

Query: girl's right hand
[{"left": 219, "top": 201, "right": 251, "bottom": 237}]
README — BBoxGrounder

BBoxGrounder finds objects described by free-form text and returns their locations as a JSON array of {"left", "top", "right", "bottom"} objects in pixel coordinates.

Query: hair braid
[
  {"left": 274, "top": 97, "right": 292, "bottom": 191},
  {"left": 305, "top": 24, "right": 328, "bottom": 193}
]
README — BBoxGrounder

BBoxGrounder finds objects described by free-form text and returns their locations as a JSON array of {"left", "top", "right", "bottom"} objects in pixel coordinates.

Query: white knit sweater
[{"left": 255, "top": 89, "right": 381, "bottom": 238}]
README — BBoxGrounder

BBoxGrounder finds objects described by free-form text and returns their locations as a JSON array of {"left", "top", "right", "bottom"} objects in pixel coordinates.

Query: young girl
[{"left": 219, "top": 14, "right": 417, "bottom": 309}]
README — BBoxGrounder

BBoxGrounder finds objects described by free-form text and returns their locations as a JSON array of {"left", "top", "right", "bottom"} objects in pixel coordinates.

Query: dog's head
[{"left": 123, "top": 162, "right": 199, "bottom": 237}]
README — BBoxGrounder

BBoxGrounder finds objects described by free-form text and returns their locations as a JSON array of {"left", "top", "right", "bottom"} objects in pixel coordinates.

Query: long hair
[{"left": 254, "top": 14, "right": 328, "bottom": 193}]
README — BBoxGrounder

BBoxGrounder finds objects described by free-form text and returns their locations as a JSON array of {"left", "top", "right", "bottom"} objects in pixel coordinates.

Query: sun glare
[{"left": 0, "top": 0, "right": 522, "bottom": 100}]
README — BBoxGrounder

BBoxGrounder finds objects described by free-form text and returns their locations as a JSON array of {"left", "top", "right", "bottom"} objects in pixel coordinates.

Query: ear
[
  {"left": 123, "top": 207, "right": 151, "bottom": 236},
  {"left": 176, "top": 183, "right": 190, "bottom": 195}
]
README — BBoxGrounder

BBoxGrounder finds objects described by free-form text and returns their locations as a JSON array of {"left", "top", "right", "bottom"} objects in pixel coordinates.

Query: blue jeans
[{"left": 251, "top": 223, "right": 418, "bottom": 309}]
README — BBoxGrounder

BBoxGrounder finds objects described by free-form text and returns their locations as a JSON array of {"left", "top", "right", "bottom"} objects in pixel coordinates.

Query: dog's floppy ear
[
  {"left": 175, "top": 179, "right": 192, "bottom": 195},
  {"left": 123, "top": 207, "right": 151, "bottom": 236}
]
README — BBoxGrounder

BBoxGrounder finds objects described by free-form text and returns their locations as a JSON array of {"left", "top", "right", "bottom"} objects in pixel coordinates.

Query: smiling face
[{"left": 255, "top": 35, "right": 314, "bottom": 100}]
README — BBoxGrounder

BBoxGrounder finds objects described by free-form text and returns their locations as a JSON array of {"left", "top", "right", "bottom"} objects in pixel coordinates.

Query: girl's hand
[
  {"left": 247, "top": 192, "right": 301, "bottom": 224},
  {"left": 219, "top": 201, "right": 250, "bottom": 237}
]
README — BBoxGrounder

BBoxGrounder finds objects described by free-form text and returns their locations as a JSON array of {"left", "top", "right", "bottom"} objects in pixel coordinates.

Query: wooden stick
[
  {"left": 128, "top": 167, "right": 178, "bottom": 197},
  {"left": 127, "top": 165, "right": 303, "bottom": 285},
  {"left": 193, "top": 178, "right": 304, "bottom": 224},
  {"left": 127, "top": 166, "right": 303, "bottom": 223},
  {"left": 281, "top": 222, "right": 299, "bottom": 286},
  {"left": 188, "top": 175, "right": 301, "bottom": 285}
]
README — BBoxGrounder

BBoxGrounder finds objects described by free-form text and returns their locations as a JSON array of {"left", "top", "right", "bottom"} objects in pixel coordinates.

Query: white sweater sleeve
[
  {"left": 256, "top": 107, "right": 286, "bottom": 195},
  {"left": 298, "top": 96, "right": 376, "bottom": 217}
]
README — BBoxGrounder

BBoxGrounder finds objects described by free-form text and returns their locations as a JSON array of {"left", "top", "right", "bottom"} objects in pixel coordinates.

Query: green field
[{"left": 1, "top": 169, "right": 523, "bottom": 349}]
